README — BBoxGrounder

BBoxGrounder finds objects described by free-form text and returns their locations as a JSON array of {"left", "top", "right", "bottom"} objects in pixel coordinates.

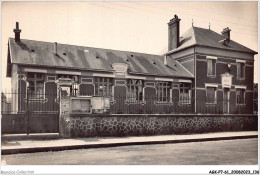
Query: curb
[
  {"left": 1, "top": 134, "right": 60, "bottom": 142},
  {"left": 2, "top": 135, "right": 257, "bottom": 155}
]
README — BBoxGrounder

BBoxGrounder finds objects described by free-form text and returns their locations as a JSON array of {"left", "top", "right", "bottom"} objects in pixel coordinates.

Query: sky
[{"left": 1, "top": 1, "right": 258, "bottom": 91}]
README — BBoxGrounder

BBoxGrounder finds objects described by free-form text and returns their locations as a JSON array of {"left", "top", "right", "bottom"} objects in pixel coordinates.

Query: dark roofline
[
  {"left": 13, "top": 63, "right": 115, "bottom": 73},
  {"left": 128, "top": 71, "right": 194, "bottom": 79},
  {"left": 197, "top": 44, "right": 258, "bottom": 55},
  {"left": 165, "top": 26, "right": 258, "bottom": 55},
  {"left": 9, "top": 37, "right": 164, "bottom": 58},
  {"left": 13, "top": 63, "right": 194, "bottom": 79},
  {"left": 165, "top": 43, "right": 257, "bottom": 55}
]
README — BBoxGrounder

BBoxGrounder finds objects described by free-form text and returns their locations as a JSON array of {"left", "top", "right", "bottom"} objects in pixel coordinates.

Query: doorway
[{"left": 223, "top": 88, "right": 230, "bottom": 114}]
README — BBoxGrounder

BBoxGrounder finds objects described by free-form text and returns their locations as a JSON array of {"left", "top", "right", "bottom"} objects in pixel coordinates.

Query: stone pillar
[{"left": 56, "top": 78, "right": 74, "bottom": 138}]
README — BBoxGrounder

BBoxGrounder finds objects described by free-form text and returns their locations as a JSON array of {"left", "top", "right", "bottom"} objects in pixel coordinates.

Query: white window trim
[
  {"left": 81, "top": 78, "right": 93, "bottom": 84},
  {"left": 56, "top": 70, "right": 81, "bottom": 75},
  {"left": 154, "top": 77, "right": 173, "bottom": 82},
  {"left": 47, "top": 75, "right": 56, "bottom": 82},
  {"left": 235, "top": 85, "right": 246, "bottom": 89},
  {"left": 206, "top": 56, "right": 217, "bottom": 60},
  {"left": 236, "top": 59, "right": 246, "bottom": 63},
  {"left": 125, "top": 75, "right": 146, "bottom": 80},
  {"left": 24, "top": 68, "right": 47, "bottom": 73},
  {"left": 205, "top": 83, "right": 218, "bottom": 88},
  {"left": 173, "top": 79, "right": 192, "bottom": 83}
]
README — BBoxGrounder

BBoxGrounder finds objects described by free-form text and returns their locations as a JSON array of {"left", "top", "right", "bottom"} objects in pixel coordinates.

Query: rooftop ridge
[{"left": 9, "top": 37, "right": 164, "bottom": 57}]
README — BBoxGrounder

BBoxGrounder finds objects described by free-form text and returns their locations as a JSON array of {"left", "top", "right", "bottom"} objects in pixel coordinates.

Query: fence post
[
  {"left": 56, "top": 78, "right": 73, "bottom": 138},
  {"left": 26, "top": 88, "right": 29, "bottom": 135}
]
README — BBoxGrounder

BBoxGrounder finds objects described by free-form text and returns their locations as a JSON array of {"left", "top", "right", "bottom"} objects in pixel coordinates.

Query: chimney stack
[
  {"left": 13, "top": 22, "right": 21, "bottom": 42},
  {"left": 54, "top": 42, "right": 57, "bottom": 55},
  {"left": 221, "top": 27, "right": 231, "bottom": 41},
  {"left": 168, "top": 15, "right": 181, "bottom": 51}
]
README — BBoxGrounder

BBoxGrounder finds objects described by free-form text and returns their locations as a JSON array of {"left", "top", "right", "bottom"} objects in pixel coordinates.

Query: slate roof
[
  {"left": 8, "top": 38, "right": 193, "bottom": 78},
  {"left": 171, "top": 26, "right": 257, "bottom": 54}
]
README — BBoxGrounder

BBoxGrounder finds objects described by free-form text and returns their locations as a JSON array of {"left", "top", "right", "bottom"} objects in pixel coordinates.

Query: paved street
[{"left": 2, "top": 138, "right": 257, "bottom": 165}]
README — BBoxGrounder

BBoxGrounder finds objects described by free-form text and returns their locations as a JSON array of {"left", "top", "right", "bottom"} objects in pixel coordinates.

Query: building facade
[{"left": 6, "top": 15, "right": 257, "bottom": 115}]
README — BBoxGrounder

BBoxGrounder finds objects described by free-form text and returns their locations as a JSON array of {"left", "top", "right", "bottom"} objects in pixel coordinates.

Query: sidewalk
[{"left": 1, "top": 131, "right": 258, "bottom": 155}]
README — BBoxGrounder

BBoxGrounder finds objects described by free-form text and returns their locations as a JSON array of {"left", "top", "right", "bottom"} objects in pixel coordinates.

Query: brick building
[{"left": 6, "top": 15, "right": 257, "bottom": 115}]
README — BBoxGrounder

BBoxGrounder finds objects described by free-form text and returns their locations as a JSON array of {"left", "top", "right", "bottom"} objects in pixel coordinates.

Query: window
[
  {"left": 236, "top": 89, "right": 245, "bottom": 104},
  {"left": 156, "top": 82, "right": 171, "bottom": 102},
  {"left": 27, "top": 72, "right": 44, "bottom": 99},
  {"left": 237, "top": 62, "right": 245, "bottom": 79},
  {"left": 94, "top": 77, "right": 113, "bottom": 97},
  {"left": 207, "top": 58, "right": 216, "bottom": 76},
  {"left": 179, "top": 83, "right": 191, "bottom": 104},
  {"left": 206, "top": 87, "right": 216, "bottom": 104},
  {"left": 127, "top": 79, "right": 143, "bottom": 101},
  {"left": 58, "top": 74, "right": 79, "bottom": 96}
]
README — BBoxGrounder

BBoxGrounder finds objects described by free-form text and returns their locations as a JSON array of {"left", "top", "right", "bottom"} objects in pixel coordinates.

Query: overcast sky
[{"left": 1, "top": 1, "right": 258, "bottom": 90}]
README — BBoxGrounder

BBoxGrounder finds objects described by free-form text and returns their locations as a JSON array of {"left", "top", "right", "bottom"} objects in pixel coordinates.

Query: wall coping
[{"left": 70, "top": 114, "right": 258, "bottom": 118}]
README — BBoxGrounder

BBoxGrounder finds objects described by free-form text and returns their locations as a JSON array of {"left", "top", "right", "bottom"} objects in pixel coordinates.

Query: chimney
[
  {"left": 54, "top": 42, "right": 57, "bottom": 55},
  {"left": 164, "top": 55, "right": 167, "bottom": 66},
  {"left": 13, "top": 22, "right": 21, "bottom": 42},
  {"left": 168, "top": 15, "right": 181, "bottom": 51},
  {"left": 221, "top": 27, "right": 231, "bottom": 41}
]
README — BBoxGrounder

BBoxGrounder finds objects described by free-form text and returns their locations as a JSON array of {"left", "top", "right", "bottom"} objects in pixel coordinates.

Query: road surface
[{"left": 2, "top": 138, "right": 257, "bottom": 165}]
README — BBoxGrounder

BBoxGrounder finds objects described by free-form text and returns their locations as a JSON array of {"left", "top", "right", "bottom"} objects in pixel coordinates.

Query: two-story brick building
[
  {"left": 6, "top": 15, "right": 257, "bottom": 115},
  {"left": 166, "top": 15, "right": 257, "bottom": 114}
]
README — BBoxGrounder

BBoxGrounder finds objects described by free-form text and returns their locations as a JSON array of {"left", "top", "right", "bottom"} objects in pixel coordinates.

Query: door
[{"left": 223, "top": 88, "right": 229, "bottom": 114}]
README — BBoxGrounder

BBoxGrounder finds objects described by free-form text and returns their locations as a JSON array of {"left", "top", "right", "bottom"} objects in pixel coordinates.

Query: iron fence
[
  {"left": 1, "top": 91, "right": 59, "bottom": 114},
  {"left": 1, "top": 91, "right": 252, "bottom": 114}
]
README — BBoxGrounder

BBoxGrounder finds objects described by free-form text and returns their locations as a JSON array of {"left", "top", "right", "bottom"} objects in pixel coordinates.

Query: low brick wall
[{"left": 68, "top": 114, "right": 258, "bottom": 137}]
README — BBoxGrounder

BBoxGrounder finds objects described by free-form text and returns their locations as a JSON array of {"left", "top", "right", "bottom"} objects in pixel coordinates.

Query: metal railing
[
  {"left": 1, "top": 91, "right": 59, "bottom": 114},
  {"left": 1, "top": 91, "right": 252, "bottom": 114}
]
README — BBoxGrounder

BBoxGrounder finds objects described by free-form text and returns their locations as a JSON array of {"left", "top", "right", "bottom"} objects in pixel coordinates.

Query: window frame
[
  {"left": 206, "top": 86, "right": 217, "bottom": 105},
  {"left": 206, "top": 56, "right": 217, "bottom": 77},
  {"left": 126, "top": 79, "right": 144, "bottom": 102},
  {"left": 58, "top": 74, "right": 79, "bottom": 96},
  {"left": 236, "top": 61, "right": 246, "bottom": 80},
  {"left": 236, "top": 87, "right": 246, "bottom": 105},
  {"left": 93, "top": 77, "right": 113, "bottom": 97},
  {"left": 156, "top": 81, "right": 171, "bottom": 102},
  {"left": 179, "top": 82, "right": 191, "bottom": 104},
  {"left": 26, "top": 72, "right": 45, "bottom": 99}
]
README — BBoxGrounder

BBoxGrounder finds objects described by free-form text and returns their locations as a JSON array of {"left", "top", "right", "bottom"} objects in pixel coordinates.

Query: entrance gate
[{"left": 1, "top": 89, "right": 59, "bottom": 134}]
